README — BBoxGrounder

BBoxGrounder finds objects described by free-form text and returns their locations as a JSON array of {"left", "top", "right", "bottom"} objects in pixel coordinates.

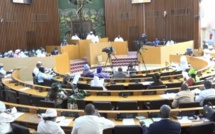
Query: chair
[
  {"left": 39, "top": 100, "right": 56, "bottom": 108},
  {"left": 11, "top": 123, "right": 30, "bottom": 134},
  {"left": 144, "top": 99, "right": 170, "bottom": 110},
  {"left": 18, "top": 92, "right": 31, "bottom": 105},
  {"left": 148, "top": 85, "right": 167, "bottom": 89},
  {"left": 77, "top": 83, "right": 90, "bottom": 89},
  {"left": 109, "top": 85, "right": 124, "bottom": 90},
  {"left": 93, "top": 101, "right": 113, "bottom": 110},
  {"left": 179, "top": 102, "right": 200, "bottom": 116},
  {"left": 76, "top": 99, "right": 85, "bottom": 109},
  {"left": 203, "top": 97, "right": 215, "bottom": 106},
  {"left": 89, "top": 86, "right": 103, "bottom": 90},
  {"left": 96, "top": 91, "right": 111, "bottom": 96},
  {"left": 43, "top": 79, "right": 53, "bottom": 86},
  {"left": 113, "top": 125, "right": 142, "bottom": 134},
  {"left": 97, "top": 55, "right": 105, "bottom": 65},
  {"left": 142, "top": 90, "right": 157, "bottom": 95},
  {"left": 189, "top": 122, "right": 214, "bottom": 134},
  {"left": 30, "top": 95, "right": 44, "bottom": 106},
  {"left": 165, "top": 89, "right": 179, "bottom": 94},
  {"left": 118, "top": 92, "right": 133, "bottom": 97},
  {"left": 117, "top": 101, "right": 138, "bottom": 110},
  {"left": 166, "top": 82, "right": 182, "bottom": 88},
  {"left": 5, "top": 89, "right": 17, "bottom": 103},
  {"left": 128, "top": 84, "right": 145, "bottom": 90}
]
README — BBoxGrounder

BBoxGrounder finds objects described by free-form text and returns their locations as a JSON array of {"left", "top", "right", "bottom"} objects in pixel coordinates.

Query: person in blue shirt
[
  {"left": 60, "top": 39, "right": 68, "bottom": 46},
  {"left": 154, "top": 38, "right": 160, "bottom": 46}
]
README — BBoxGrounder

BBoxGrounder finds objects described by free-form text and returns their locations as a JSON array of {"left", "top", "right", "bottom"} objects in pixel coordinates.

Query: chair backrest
[
  {"left": 113, "top": 125, "right": 142, "bottom": 134},
  {"left": 11, "top": 123, "right": 30, "bottom": 134},
  {"left": 203, "top": 97, "right": 215, "bottom": 106},
  {"left": 128, "top": 84, "right": 145, "bottom": 90},
  {"left": 144, "top": 99, "right": 170, "bottom": 110},
  {"left": 190, "top": 122, "right": 214, "bottom": 134},
  {"left": 89, "top": 86, "right": 103, "bottom": 90},
  {"left": 148, "top": 84, "right": 167, "bottom": 89},
  {"left": 30, "top": 95, "right": 44, "bottom": 106},
  {"left": 165, "top": 89, "right": 179, "bottom": 94},
  {"left": 93, "top": 101, "right": 112, "bottom": 110},
  {"left": 142, "top": 90, "right": 157, "bottom": 95},
  {"left": 117, "top": 101, "right": 138, "bottom": 110},
  {"left": 179, "top": 102, "right": 200, "bottom": 116},
  {"left": 109, "top": 85, "right": 124, "bottom": 90},
  {"left": 77, "top": 83, "right": 90, "bottom": 89},
  {"left": 76, "top": 99, "right": 85, "bottom": 109},
  {"left": 5, "top": 89, "right": 17, "bottom": 103},
  {"left": 18, "top": 92, "right": 31, "bottom": 105},
  {"left": 96, "top": 91, "right": 111, "bottom": 96},
  {"left": 118, "top": 92, "right": 133, "bottom": 97},
  {"left": 40, "top": 100, "right": 56, "bottom": 108}
]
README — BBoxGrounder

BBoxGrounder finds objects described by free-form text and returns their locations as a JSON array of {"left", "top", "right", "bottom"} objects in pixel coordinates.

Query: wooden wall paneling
[{"left": 0, "top": 0, "right": 60, "bottom": 52}]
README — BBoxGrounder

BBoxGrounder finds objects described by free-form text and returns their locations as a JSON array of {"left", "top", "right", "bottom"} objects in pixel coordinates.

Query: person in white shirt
[
  {"left": 71, "top": 33, "right": 80, "bottom": 40},
  {"left": 33, "top": 61, "right": 42, "bottom": 77},
  {"left": 177, "top": 56, "right": 189, "bottom": 71},
  {"left": 0, "top": 63, "right": 6, "bottom": 77},
  {"left": 114, "top": 35, "right": 124, "bottom": 42},
  {"left": 92, "top": 33, "right": 99, "bottom": 43},
  {"left": 0, "top": 101, "right": 16, "bottom": 134},
  {"left": 71, "top": 103, "right": 115, "bottom": 134},
  {"left": 37, "top": 109, "right": 65, "bottom": 134},
  {"left": 37, "top": 67, "right": 52, "bottom": 85},
  {"left": 196, "top": 80, "right": 215, "bottom": 106},
  {"left": 86, "top": 31, "right": 95, "bottom": 40}
]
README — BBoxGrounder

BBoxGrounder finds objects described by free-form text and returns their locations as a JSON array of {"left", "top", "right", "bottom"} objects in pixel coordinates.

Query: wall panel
[{"left": 0, "top": 0, "right": 60, "bottom": 52}]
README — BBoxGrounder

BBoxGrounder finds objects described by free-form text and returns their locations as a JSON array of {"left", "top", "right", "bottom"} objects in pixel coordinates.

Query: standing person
[
  {"left": 172, "top": 83, "right": 195, "bottom": 108},
  {"left": 46, "top": 83, "right": 68, "bottom": 108},
  {"left": 71, "top": 103, "right": 115, "bottom": 134},
  {"left": 195, "top": 80, "right": 215, "bottom": 106},
  {"left": 37, "top": 109, "right": 65, "bottom": 134},
  {"left": 147, "top": 105, "right": 181, "bottom": 134},
  {"left": 114, "top": 35, "right": 124, "bottom": 42}
]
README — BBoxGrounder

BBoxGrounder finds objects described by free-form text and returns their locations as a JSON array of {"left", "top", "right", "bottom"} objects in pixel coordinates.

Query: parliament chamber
[{"left": 1, "top": 0, "right": 215, "bottom": 134}]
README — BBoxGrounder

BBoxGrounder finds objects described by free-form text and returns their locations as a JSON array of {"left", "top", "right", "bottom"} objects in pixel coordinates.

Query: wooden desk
[{"left": 111, "top": 41, "right": 128, "bottom": 55}]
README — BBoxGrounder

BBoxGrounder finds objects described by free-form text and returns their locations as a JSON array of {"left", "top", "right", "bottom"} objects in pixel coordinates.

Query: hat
[
  {"left": 97, "top": 66, "right": 102, "bottom": 73},
  {"left": 0, "top": 101, "right": 6, "bottom": 112},
  {"left": 83, "top": 64, "right": 90, "bottom": 70},
  {"left": 188, "top": 69, "right": 197, "bottom": 75},
  {"left": 42, "top": 109, "right": 57, "bottom": 118}
]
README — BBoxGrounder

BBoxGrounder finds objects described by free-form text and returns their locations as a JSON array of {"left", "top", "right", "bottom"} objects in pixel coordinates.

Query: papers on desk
[
  {"left": 152, "top": 117, "right": 161, "bottom": 122},
  {"left": 178, "top": 116, "right": 192, "bottom": 124},
  {"left": 136, "top": 116, "right": 146, "bottom": 120},
  {"left": 56, "top": 116, "right": 66, "bottom": 123},
  {"left": 141, "top": 81, "right": 153, "bottom": 85},
  {"left": 58, "top": 119, "right": 73, "bottom": 126},
  {"left": 19, "top": 87, "right": 31, "bottom": 91},
  {"left": 141, "top": 119, "right": 153, "bottom": 127},
  {"left": 160, "top": 93, "right": 176, "bottom": 99},
  {"left": 14, "top": 112, "right": 24, "bottom": 119},
  {"left": 122, "top": 118, "right": 135, "bottom": 125}
]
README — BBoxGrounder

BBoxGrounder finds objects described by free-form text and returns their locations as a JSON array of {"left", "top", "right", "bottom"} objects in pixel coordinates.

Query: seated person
[
  {"left": 0, "top": 63, "right": 6, "bottom": 78},
  {"left": 60, "top": 39, "right": 68, "bottom": 46},
  {"left": 114, "top": 35, "right": 124, "bottom": 42},
  {"left": 172, "top": 83, "right": 194, "bottom": 108},
  {"left": 0, "top": 101, "right": 16, "bottom": 134},
  {"left": 92, "top": 33, "right": 99, "bottom": 43},
  {"left": 127, "top": 62, "right": 137, "bottom": 72},
  {"left": 154, "top": 38, "right": 160, "bottom": 46},
  {"left": 94, "top": 66, "right": 110, "bottom": 78},
  {"left": 86, "top": 31, "right": 95, "bottom": 40},
  {"left": 147, "top": 105, "right": 181, "bottom": 134},
  {"left": 71, "top": 33, "right": 80, "bottom": 40},
  {"left": 195, "top": 80, "right": 215, "bottom": 106},
  {"left": 150, "top": 73, "right": 163, "bottom": 86},
  {"left": 33, "top": 61, "right": 42, "bottom": 77},
  {"left": 112, "top": 67, "right": 128, "bottom": 78},
  {"left": 37, "top": 109, "right": 65, "bottom": 134},
  {"left": 37, "top": 67, "right": 52, "bottom": 85},
  {"left": 46, "top": 83, "right": 68, "bottom": 108},
  {"left": 51, "top": 47, "right": 59, "bottom": 56},
  {"left": 81, "top": 64, "right": 94, "bottom": 77}
]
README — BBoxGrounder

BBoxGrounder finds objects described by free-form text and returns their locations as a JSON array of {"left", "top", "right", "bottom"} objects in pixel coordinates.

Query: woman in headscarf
[{"left": 94, "top": 66, "right": 110, "bottom": 78}]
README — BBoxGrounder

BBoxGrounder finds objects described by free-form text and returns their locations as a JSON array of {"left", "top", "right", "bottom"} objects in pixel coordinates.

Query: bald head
[
  {"left": 84, "top": 103, "right": 96, "bottom": 115},
  {"left": 160, "top": 105, "right": 171, "bottom": 118}
]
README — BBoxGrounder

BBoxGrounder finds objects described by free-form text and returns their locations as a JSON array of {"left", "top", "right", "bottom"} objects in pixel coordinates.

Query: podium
[{"left": 112, "top": 41, "right": 128, "bottom": 55}]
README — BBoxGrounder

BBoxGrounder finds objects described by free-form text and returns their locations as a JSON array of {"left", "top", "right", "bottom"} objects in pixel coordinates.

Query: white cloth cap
[
  {"left": 42, "top": 109, "right": 57, "bottom": 117},
  {"left": 37, "top": 61, "right": 42, "bottom": 64},
  {"left": 0, "top": 101, "right": 6, "bottom": 112}
]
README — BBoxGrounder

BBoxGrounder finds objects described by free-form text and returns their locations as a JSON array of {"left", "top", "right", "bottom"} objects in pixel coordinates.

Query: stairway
[{"left": 70, "top": 59, "right": 87, "bottom": 73}]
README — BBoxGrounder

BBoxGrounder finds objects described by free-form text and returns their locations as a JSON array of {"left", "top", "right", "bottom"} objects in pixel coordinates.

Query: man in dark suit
[{"left": 147, "top": 105, "right": 181, "bottom": 134}]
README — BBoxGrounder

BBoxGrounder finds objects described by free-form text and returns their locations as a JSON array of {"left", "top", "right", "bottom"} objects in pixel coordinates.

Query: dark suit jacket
[{"left": 147, "top": 119, "right": 181, "bottom": 134}]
